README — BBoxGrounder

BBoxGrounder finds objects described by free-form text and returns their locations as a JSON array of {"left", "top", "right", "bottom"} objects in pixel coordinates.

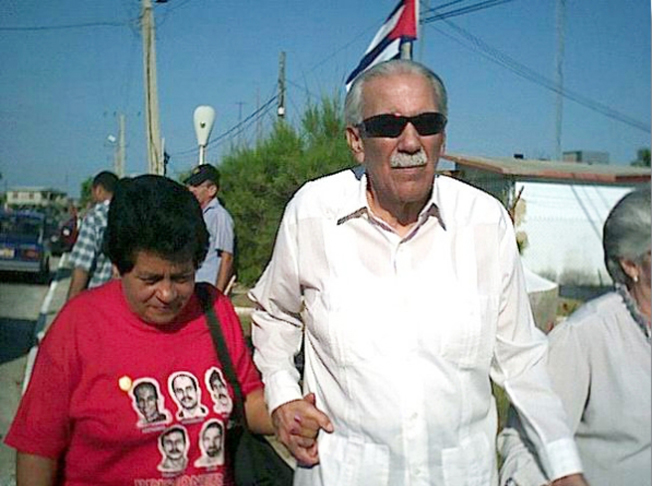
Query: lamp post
[{"left": 193, "top": 106, "right": 216, "bottom": 166}]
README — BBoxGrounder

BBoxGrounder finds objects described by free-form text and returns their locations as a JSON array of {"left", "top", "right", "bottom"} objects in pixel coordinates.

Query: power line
[
  {"left": 0, "top": 21, "right": 128, "bottom": 31},
  {"left": 169, "top": 93, "right": 278, "bottom": 157},
  {"left": 421, "top": 0, "right": 517, "bottom": 23},
  {"left": 426, "top": 19, "right": 650, "bottom": 133}
]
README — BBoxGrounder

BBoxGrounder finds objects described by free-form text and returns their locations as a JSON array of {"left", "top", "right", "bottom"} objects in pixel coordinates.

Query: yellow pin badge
[{"left": 118, "top": 375, "right": 133, "bottom": 392}]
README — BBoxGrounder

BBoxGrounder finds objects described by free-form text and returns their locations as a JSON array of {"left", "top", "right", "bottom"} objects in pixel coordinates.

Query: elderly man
[
  {"left": 249, "top": 60, "right": 588, "bottom": 486},
  {"left": 185, "top": 164, "right": 235, "bottom": 293}
]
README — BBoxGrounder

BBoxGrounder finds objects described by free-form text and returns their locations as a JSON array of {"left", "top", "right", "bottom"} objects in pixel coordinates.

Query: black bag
[{"left": 197, "top": 285, "right": 294, "bottom": 486}]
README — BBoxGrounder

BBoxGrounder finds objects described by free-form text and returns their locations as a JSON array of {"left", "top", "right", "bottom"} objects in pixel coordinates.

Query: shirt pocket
[
  {"left": 318, "top": 433, "right": 390, "bottom": 486},
  {"left": 442, "top": 432, "right": 493, "bottom": 486},
  {"left": 424, "top": 294, "right": 497, "bottom": 369},
  {"left": 306, "top": 280, "right": 408, "bottom": 367}
]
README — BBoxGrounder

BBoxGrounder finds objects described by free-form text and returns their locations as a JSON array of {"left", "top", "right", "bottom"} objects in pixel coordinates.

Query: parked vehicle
[
  {"left": 49, "top": 213, "right": 79, "bottom": 255},
  {"left": 0, "top": 210, "right": 52, "bottom": 283}
]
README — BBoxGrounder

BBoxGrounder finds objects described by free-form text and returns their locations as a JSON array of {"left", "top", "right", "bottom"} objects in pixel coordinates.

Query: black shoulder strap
[{"left": 196, "top": 283, "right": 246, "bottom": 425}]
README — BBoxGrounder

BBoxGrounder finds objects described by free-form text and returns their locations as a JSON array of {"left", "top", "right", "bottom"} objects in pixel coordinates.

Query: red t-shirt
[{"left": 6, "top": 280, "right": 262, "bottom": 485}]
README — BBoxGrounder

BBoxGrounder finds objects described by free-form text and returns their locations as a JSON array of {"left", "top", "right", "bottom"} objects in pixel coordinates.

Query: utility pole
[
  {"left": 256, "top": 86, "right": 262, "bottom": 144},
  {"left": 419, "top": 0, "right": 427, "bottom": 61},
  {"left": 236, "top": 101, "right": 245, "bottom": 146},
  {"left": 114, "top": 113, "right": 126, "bottom": 177},
  {"left": 277, "top": 51, "right": 286, "bottom": 119},
  {"left": 554, "top": 0, "right": 566, "bottom": 161},
  {"left": 141, "top": 0, "right": 164, "bottom": 175}
]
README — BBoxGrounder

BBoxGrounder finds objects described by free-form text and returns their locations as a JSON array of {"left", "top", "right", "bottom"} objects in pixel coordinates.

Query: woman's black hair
[{"left": 104, "top": 174, "right": 209, "bottom": 275}]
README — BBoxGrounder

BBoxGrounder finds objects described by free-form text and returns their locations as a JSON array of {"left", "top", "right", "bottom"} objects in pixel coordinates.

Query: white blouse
[{"left": 499, "top": 291, "right": 651, "bottom": 486}]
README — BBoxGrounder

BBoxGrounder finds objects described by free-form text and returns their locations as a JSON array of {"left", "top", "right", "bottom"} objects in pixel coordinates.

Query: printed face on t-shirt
[
  {"left": 172, "top": 375, "right": 199, "bottom": 411},
  {"left": 161, "top": 430, "right": 186, "bottom": 460},
  {"left": 134, "top": 383, "right": 160, "bottom": 421},
  {"left": 202, "top": 422, "right": 223, "bottom": 458},
  {"left": 209, "top": 372, "right": 230, "bottom": 408},
  {"left": 129, "top": 378, "right": 170, "bottom": 427}
]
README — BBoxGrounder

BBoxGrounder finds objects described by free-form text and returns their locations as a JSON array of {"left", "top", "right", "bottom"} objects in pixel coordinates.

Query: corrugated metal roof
[{"left": 443, "top": 153, "right": 651, "bottom": 184}]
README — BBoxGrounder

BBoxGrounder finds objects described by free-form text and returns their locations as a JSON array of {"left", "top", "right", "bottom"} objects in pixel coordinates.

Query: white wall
[{"left": 515, "top": 181, "right": 632, "bottom": 285}]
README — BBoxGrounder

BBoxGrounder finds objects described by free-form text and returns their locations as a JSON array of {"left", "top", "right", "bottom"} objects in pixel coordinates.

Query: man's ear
[
  {"left": 345, "top": 126, "right": 365, "bottom": 164},
  {"left": 438, "top": 132, "right": 447, "bottom": 157},
  {"left": 208, "top": 183, "right": 218, "bottom": 198}
]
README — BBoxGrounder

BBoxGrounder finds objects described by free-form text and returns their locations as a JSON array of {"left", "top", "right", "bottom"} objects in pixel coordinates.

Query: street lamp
[{"left": 193, "top": 105, "right": 216, "bottom": 166}]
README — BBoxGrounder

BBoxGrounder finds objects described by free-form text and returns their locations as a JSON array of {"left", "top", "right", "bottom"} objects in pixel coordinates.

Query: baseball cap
[{"left": 184, "top": 164, "right": 220, "bottom": 187}]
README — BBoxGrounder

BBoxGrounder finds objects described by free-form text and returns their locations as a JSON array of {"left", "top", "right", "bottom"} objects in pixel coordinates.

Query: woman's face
[
  {"left": 637, "top": 250, "right": 651, "bottom": 294},
  {"left": 121, "top": 251, "right": 195, "bottom": 325}
]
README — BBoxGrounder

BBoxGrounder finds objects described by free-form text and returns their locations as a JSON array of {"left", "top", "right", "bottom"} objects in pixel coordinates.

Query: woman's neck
[{"left": 630, "top": 284, "right": 652, "bottom": 321}]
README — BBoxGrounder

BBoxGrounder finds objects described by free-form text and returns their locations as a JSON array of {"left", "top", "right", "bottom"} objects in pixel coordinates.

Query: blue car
[{"left": 0, "top": 210, "right": 52, "bottom": 283}]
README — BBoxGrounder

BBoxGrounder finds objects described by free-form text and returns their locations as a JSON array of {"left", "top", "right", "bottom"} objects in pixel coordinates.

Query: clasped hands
[
  {"left": 272, "top": 397, "right": 590, "bottom": 485},
  {"left": 271, "top": 392, "right": 334, "bottom": 466}
]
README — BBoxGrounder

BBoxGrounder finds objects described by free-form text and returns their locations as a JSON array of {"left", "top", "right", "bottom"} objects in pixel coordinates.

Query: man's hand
[
  {"left": 271, "top": 392, "right": 334, "bottom": 466},
  {"left": 551, "top": 474, "right": 589, "bottom": 486}
]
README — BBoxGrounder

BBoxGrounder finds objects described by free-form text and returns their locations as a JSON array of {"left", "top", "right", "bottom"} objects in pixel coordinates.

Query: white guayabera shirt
[{"left": 250, "top": 167, "right": 582, "bottom": 486}]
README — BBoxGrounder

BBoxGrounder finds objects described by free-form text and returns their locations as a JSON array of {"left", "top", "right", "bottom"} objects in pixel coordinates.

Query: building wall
[
  {"left": 562, "top": 150, "right": 610, "bottom": 165},
  {"left": 515, "top": 181, "right": 633, "bottom": 285},
  {"left": 7, "top": 188, "right": 67, "bottom": 208}
]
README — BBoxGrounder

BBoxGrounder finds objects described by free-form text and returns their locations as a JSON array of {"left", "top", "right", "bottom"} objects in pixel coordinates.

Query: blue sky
[{"left": 1, "top": 0, "right": 649, "bottom": 197}]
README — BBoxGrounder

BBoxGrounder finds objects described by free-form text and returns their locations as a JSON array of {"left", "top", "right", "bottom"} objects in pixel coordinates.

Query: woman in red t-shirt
[{"left": 5, "top": 175, "right": 275, "bottom": 485}]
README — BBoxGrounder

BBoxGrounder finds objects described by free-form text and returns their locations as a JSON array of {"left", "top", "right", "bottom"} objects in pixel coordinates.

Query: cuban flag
[{"left": 345, "top": 0, "right": 419, "bottom": 91}]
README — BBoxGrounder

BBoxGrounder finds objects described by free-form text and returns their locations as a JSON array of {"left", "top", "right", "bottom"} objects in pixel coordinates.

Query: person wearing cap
[{"left": 184, "top": 164, "right": 235, "bottom": 293}]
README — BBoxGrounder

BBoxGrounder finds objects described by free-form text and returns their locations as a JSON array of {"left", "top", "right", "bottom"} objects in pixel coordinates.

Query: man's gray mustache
[{"left": 390, "top": 150, "right": 428, "bottom": 168}]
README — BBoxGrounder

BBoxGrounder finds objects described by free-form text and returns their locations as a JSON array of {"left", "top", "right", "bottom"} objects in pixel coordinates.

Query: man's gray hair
[
  {"left": 603, "top": 186, "right": 651, "bottom": 284},
  {"left": 344, "top": 59, "right": 448, "bottom": 126}
]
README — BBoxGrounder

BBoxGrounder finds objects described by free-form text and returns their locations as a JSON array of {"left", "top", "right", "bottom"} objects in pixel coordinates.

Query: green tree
[
  {"left": 79, "top": 177, "right": 94, "bottom": 209},
  {"left": 631, "top": 148, "right": 651, "bottom": 167},
  {"left": 220, "top": 96, "right": 354, "bottom": 285}
]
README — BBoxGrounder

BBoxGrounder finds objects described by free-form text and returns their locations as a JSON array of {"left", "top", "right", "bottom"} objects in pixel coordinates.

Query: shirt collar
[
  {"left": 336, "top": 168, "right": 446, "bottom": 231},
  {"left": 203, "top": 197, "right": 220, "bottom": 213}
]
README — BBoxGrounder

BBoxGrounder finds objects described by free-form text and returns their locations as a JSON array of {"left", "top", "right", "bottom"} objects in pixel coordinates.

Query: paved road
[{"left": 0, "top": 257, "right": 69, "bottom": 485}]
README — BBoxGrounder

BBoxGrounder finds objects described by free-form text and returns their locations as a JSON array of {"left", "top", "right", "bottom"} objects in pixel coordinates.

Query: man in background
[
  {"left": 184, "top": 164, "right": 234, "bottom": 292},
  {"left": 66, "top": 170, "right": 118, "bottom": 300}
]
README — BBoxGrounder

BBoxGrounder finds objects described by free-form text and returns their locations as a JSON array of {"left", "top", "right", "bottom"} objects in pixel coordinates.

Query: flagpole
[
  {"left": 345, "top": 0, "right": 418, "bottom": 90},
  {"left": 419, "top": 0, "right": 427, "bottom": 61},
  {"left": 400, "top": 42, "right": 412, "bottom": 60},
  {"left": 400, "top": 0, "right": 417, "bottom": 60}
]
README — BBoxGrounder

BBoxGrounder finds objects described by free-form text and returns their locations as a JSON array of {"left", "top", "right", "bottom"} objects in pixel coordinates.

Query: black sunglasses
[{"left": 357, "top": 112, "right": 447, "bottom": 138}]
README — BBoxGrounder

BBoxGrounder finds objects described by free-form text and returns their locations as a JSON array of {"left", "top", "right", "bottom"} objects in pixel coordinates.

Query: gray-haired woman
[{"left": 498, "top": 187, "right": 651, "bottom": 486}]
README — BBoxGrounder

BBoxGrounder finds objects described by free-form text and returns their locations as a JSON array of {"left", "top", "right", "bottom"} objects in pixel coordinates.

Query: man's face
[
  {"left": 162, "top": 431, "right": 186, "bottom": 460},
  {"left": 346, "top": 72, "right": 446, "bottom": 216},
  {"left": 211, "top": 376, "right": 230, "bottom": 407},
  {"left": 135, "top": 385, "right": 158, "bottom": 420},
  {"left": 202, "top": 425, "right": 223, "bottom": 457},
  {"left": 187, "top": 181, "right": 216, "bottom": 208},
  {"left": 173, "top": 375, "right": 199, "bottom": 410},
  {"left": 121, "top": 251, "right": 195, "bottom": 325},
  {"left": 91, "top": 185, "right": 103, "bottom": 204}
]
